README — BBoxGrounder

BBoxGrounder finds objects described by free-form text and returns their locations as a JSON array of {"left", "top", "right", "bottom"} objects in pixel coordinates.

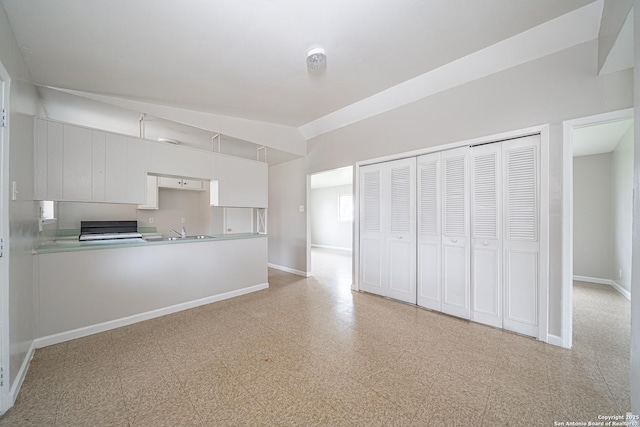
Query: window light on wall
[{"left": 338, "top": 194, "right": 353, "bottom": 222}]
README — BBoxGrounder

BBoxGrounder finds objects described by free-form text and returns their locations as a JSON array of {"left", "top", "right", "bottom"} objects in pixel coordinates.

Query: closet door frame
[{"left": 353, "top": 125, "right": 549, "bottom": 343}]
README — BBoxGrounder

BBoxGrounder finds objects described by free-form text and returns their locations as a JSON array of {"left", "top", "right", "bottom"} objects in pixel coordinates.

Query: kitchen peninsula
[{"left": 33, "top": 118, "right": 270, "bottom": 346}]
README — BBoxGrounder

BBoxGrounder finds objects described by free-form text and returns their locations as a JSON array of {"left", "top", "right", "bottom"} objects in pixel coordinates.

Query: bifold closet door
[
  {"left": 470, "top": 143, "right": 502, "bottom": 328},
  {"left": 359, "top": 158, "right": 416, "bottom": 304},
  {"left": 360, "top": 163, "right": 385, "bottom": 296},
  {"left": 440, "top": 147, "right": 470, "bottom": 319},
  {"left": 417, "top": 152, "right": 442, "bottom": 310},
  {"left": 502, "top": 135, "right": 540, "bottom": 337}
]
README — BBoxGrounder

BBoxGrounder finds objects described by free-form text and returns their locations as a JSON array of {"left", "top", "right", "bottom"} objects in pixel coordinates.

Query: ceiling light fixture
[
  {"left": 306, "top": 47, "right": 327, "bottom": 71},
  {"left": 157, "top": 137, "right": 180, "bottom": 145}
]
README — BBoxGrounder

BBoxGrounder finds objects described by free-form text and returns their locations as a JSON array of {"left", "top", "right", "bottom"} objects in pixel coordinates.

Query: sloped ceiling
[{"left": 1, "top": 0, "right": 603, "bottom": 156}]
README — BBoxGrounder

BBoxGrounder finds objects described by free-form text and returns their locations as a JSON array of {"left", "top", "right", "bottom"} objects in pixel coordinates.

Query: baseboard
[
  {"left": 268, "top": 263, "right": 311, "bottom": 277},
  {"left": 610, "top": 280, "right": 631, "bottom": 300},
  {"left": 311, "top": 244, "right": 353, "bottom": 252},
  {"left": 34, "top": 283, "right": 269, "bottom": 348},
  {"left": 573, "top": 275, "right": 610, "bottom": 285},
  {"left": 573, "top": 275, "right": 631, "bottom": 300},
  {"left": 546, "top": 334, "right": 564, "bottom": 348},
  {"left": 8, "top": 340, "right": 36, "bottom": 406}
]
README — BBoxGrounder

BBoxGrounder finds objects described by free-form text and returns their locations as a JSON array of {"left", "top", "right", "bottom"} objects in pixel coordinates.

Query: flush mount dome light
[
  {"left": 306, "top": 47, "right": 327, "bottom": 71},
  {"left": 157, "top": 137, "right": 180, "bottom": 145}
]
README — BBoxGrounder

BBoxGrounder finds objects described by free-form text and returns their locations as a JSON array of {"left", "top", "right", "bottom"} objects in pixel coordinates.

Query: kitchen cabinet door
[
  {"left": 125, "top": 137, "right": 151, "bottom": 204},
  {"left": 91, "top": 131, "right": 106, "bottom": 202},
  {"left": 104, "top": 134, "right": 149, "bottom": 204},
  {"left": 138, "top": 175, "right": 158, "bottom": 210},
  {"left": 157, "top": 176, "right": 183, "bottom": 189},
  {"left": 105, "top": 133, "right": 128, "bottom": 202},
  {"left": 180, "top": 178, "right": 204, "bottom": 191},
  {"left": 62, "top": 124, "right": 92, "bottom": 201},
  {"left": 213, "top": 153, "right": 267, "bottom": 208},
  {"left": 34, "top": 118, "right": 47, "bottom": 200},
  {"left": 151, "top": 142, "right": 213, "bottom": 179},
  {"left": 46, "top": 121, "right": 64, "bottom": 201}
]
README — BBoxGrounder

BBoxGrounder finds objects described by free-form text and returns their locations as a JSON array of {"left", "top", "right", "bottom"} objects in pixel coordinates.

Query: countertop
[{"left": 34, "top": 233, "right": 267, "bottom": 254}]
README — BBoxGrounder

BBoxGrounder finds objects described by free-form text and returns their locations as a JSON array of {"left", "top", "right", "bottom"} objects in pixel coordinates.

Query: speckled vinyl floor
[{"left": 0, "top": 249, "right": 631, "bottom": 426}]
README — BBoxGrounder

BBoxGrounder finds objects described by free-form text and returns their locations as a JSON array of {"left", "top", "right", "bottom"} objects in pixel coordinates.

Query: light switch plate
[{"left": 11, "top": 181, "right": 17, "bottom": 201}]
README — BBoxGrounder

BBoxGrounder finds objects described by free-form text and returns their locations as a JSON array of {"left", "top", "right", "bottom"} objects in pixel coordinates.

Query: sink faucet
[{"left": 170, "top": 226, "right": 187, "bottom": 239}]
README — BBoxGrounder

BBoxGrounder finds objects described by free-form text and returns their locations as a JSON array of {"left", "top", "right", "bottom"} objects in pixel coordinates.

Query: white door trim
[
  {"left": 0, "top": 59, "right": 11, "bottom": 414},
  {"left": 561, "top": 108, "right": 634, "bottom": 349}
]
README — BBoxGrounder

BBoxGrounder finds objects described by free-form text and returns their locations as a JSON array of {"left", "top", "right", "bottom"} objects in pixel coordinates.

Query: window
[{"left": 338, "top": 194, "right": 353, "bottom": 221}]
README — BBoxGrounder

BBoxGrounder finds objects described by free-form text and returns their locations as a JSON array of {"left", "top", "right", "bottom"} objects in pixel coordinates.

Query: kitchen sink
[{"left": 164, "top": 235, "right": 214, "bottom": 241}]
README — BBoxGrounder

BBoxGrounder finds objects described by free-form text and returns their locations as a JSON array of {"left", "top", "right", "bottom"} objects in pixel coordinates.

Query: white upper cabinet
[
  {"left": 91, "top": 131, "right": 107, "bottom": 202},
  {"left": 150, "top": 142, "right": 213, "bottom": 179},
  {"left": 157, "top": 176, "right": 204, "bottom": 191},
  {"left": 212, "top": 153, "right": 268, "bottom": 208},
  {"left": 33, "top": 118, "right": 150, "bottom": 204},
  {"left": 34, "top": 118, "right": 48, "bottom": 200},
  {"left": 138, "top": 175, "right": 159, "bottom": 210},
  {"left": 34, "top": 118, "right": 268, "bottom": 208},
  {"left": 62, "top": 124, "right": 93, "bottom": 201}
]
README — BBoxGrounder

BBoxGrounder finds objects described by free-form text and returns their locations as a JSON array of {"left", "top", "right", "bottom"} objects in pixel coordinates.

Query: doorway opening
[
  {"left": 562, "top": 108, "right": 634, "bottom": 350},
  {"left": 309, "top": 166, "right": 354, "bottom": 291}
]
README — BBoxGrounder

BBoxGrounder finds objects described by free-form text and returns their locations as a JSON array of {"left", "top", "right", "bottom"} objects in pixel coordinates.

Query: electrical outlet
[
  {"left": 148, "top": 217, "right": 154, "bottom": 224},
  {"left": 299, "top": 205, "right": 305, "bottom": 213},
  {"left": 181, "top": 217, "right": 186, "bottom": 224}
]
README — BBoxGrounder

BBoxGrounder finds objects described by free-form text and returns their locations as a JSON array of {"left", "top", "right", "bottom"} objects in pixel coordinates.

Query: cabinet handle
[
  {"left": 451, "top": 238, "right": 458, "bottom": 243},
  {"left": 483, "top": 241, "right": 489, "bottom": 246},
  {"left": 398, "top": 236, "right": 403, "bottom": 239}
]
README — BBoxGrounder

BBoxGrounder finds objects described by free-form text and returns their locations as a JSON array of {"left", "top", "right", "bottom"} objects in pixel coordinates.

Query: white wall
[
  {"left": 268, "top": 158, "right": 308, "bottom": 275},
  {"left": 611, "top": 124, "right": 634, "bottom": 292},
  {"left": 306, "top": 40, "right": 633, "bottom": 339},
  {"left": 310, "top": 184, "right": 353, "bottom": 250},
  {"left": 573, "top": 153, "right": 612, "bottom": 280},
  {"left": 0, "top": 3, "right": 42, "bottom": 402}
]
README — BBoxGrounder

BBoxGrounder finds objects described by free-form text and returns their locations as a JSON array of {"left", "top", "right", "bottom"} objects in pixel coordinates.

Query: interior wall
[
  {"left": 573, "top": 153, "right": 613, "bottom": 280},
  {"left": 306, "top": 39, "right": 633, "bottom": 339},
  {"left": 0, "top": 4, "right": 42, "bottom": 399},
  {"left": 611, "top": 123, "right": 634, "bottom": 292},
  {"left": 57, "top": 187, "right": 211, "bottom": 237},
  {"left": 268, "top": 157, "right": 308, "bottom": 274},
  {"left": 310, "top": 184, "right": 353, "bottom": 250}
]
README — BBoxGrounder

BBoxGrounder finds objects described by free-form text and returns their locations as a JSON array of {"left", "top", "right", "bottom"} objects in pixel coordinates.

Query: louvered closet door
[
  {"left": 417, "top": 152, "right": 441, "bottom": 310},
  {"left": 441, "top": 147, "right": 470, "bottom": 319},
  {"left": 470, "top": 143, "right": 502, "bottom": 328},
  {"left": 359, "top": 163, "right": 385, "bottom": 296},
  {"left": 502, "top": 135, "right": 540, "bottom": 337},
  {"left": 386, "top": 158, "right": 417, "bottom": 304}
]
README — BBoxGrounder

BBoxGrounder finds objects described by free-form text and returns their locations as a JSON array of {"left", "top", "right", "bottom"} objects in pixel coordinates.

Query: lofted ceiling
[{"left": 0, "top": 0, "right": 602, "bottom": 161}]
